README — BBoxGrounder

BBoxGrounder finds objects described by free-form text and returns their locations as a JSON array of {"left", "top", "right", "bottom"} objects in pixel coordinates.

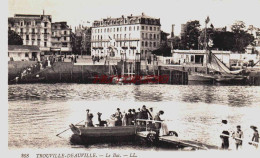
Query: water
[{"left": 8, "top": 84, "right": 260, "bottom": 150}]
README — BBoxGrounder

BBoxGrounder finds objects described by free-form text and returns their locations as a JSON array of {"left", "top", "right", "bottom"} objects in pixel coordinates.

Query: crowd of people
[
  {"left": 84, "top": 105, "right": 167, "bottom": 135},
  {"left": 220, "top": 120, "right": 259, "bottom": 150}
]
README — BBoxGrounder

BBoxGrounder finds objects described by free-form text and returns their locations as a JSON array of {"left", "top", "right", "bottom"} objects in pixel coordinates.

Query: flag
[{"left": 205, "top": 16, "right": 210, "bottom": 24}]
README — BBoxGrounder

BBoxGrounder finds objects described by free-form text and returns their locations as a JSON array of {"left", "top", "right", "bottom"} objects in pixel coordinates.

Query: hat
[
  {"left": 128, "top": 109, "right": 132, "bottom": 112},
  {"left": 237, "top": 125, "right": 241, "bottom": 128},
  {"left": 86, "top": 109, "right": 89, "bottom": 112},
  {"left": 250, "top": 125, "right": 257, "bottom": 130},
  {"left": 132, "top": 109, "right": 136, "bottom": 112},
  {"left": 117, "top": 108, "right": 120, "bottom": 110},
  {"left": 143, "top": 105, "right": 146, "bottom": 108},
  {"left": 159, "top": 110, "right": 164, "bottom": 115},
  {"left": 222, "top": 120, "right": 227, "bottom": 124}
]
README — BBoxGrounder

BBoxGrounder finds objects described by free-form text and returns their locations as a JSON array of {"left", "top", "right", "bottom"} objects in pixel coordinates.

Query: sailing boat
[{"left": 188, "top": 17, "right": 246, "bottom": 83}]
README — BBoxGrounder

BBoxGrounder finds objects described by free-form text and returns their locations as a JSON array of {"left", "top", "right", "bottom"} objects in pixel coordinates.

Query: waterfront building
[
  {"left": 172, "top": 50, "right": 231, "bottom": 67},
  {"left": 8, "top": 13, "right": 52, "bottom": 54},
  {"left": 73, "top": 25, "right": 92, "bottom": 55},
  {"left": 8, "top": 45, "right": 41, "bottom": 61},
  {"left": 91, "top": 13, "right": 161, "bottom": 60},
  {"left": 51, "top": 22, "right": 72, "bottom": 55}
]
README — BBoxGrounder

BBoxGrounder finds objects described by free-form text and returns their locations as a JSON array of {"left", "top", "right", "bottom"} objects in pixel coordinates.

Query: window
[
  {"left": 141, "top": 26, "right": 144, "bottom": 30},
  {"left": 150, "top": 27, "right": 152, "bottom": 31},
  {"left": 125, "top": 27, "right": 127, "bottom": 31},
  {"left": 117, "top": 28, "right": 119, "bottom": 32},
  {"left": 62, "top": 42, "right": 67, "bottom": 47},
  {"left": 32, "top": 28, "right": 35, "bottom": 34},
  {"left": 154, "top": 42, "right": 156, "bottom": 47},
  {"left": 120, "top": 27, "right": 122, "bottom": 31},
  {"left": 137, "top": 26, "right": 139, "bottom": 30},
  {"left": 145, "top": 41, "right": 148, "bottom": 47},
  {"left": 141, "top": 50, "right": 143, "bottom": 54},
  {"left": 20, "top": 28, "right": 23, "bottom": 33},
  {"left": 44, "top": 29, "right": 47, "bottom": 34},
  {"left": 25, "top": 53, "right": 29, "bottom": 57},
  {"left": 157, "top": 34, "right": 159, "bottom": 39},
  {"left": 44, "top": 42, "right": 47, "bottom": 47},
  {"left": 158, "top": 27, "right": 160, "bottom": 31},
  {"left": 114, "top": 28, "right": 115, "bottom": 32},
  {"left": 150, "top": 34, "right": 152, "bottom": 39},
  {"left": 134, "top": 26, "right": 135, "bottom": 31},
  {"left": 124, "top": 34, "right": 126, "bottom": 38},
  {"left": 142, "top": 41, "right": 144, "bottom": 46},
  {"left": 44, "top": 22, "right": 47, "bottom": 27},
  {"left": 154, "top": 27, "right": 156, "bottom": 31},
  {"left": 154, "top": 34, "right": 156, "bottom": 39},
  {"left": 27, "top": 22, "right": 30, "bottom": 26},
  {"left": 146, "top": 26, "right": 148, "bottom": 30},
  {"left": 142, "top": 33, "right": 144, "bottom": 38},
  {"left": 150, "top": 42, "right": 152, "bottom": 47},
  {"left": 129, "top": 26, "right": 131, "bottom": 31},
  {"left": 20, "top": 21, "right": 23, "bottom": 26},
  {"left": 64, "top": 31, "right": 67, "bottom": 35},
  {"left": 26, "top": 35, "right": 29, "bottom": 40},
  {"left": 64, "top": 37, "right": 66, "bottom": 41}
]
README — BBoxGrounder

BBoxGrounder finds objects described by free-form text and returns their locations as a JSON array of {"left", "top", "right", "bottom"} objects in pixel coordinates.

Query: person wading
[
  {"left": 232, "top": 125, "right": 244, "bottom": 150},
  {"left": 220, "top": 120, "right": 230, "bottom": 150}
]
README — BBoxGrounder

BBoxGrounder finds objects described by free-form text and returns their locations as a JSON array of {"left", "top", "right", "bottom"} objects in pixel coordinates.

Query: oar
[{"left": 56, "top": 120, "right": 84, "bottom": 136}]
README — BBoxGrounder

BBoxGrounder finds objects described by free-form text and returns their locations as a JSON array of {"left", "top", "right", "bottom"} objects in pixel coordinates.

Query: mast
[{"left": 204, "top": 16, "right": 210, "bottom": 74}]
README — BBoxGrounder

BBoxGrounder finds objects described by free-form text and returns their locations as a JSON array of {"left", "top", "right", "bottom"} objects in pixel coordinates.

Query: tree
[
  {"left": 170, "top": 36, "right": 182, "bottom": 49},
  {"left": 152, "top": 42, "right": 171, "bottom": 57},
  {"left": 181, "top": 20, "right": 201, "bottom": 50},
  {"left": 230, "top": 21, "right": 254, "bottom": 53},
  {"left": 8, "top": 30, "right": 23, "bottom": 45},
  {"left": 199, "top": 27, "right": 215, "bottom": 49}
]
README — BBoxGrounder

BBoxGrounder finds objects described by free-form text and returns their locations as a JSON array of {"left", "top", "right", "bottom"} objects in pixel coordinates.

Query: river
[{"left": 8, "top": 84, "right": 260, "bottom": 150}]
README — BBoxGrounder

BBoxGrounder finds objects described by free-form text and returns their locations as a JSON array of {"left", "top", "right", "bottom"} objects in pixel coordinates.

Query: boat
[{"left": 69, "top": 124, "right": 137, "bottom": 144}]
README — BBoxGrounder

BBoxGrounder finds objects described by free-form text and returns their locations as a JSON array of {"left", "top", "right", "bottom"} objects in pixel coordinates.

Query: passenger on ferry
[
  {"left": 154, "top": 110, "right": 164, "bottom": 136},
  {"left": 148, "top": 107, "right": 155, "bottom": 120},
  {"left": 232, "top": 125, "right": 244, "bottom": 150},
  {"left": 85, "top": 109, "right": 94, "bottom": 127},
  {"left": 122, "top": 111, "right": 127, "bottom": 126},
  {"left": 127, "top": 109, "right": 134, "bottom": 125},
  {"left": 115, "top": 108, "right": 122, "bottom": 126},
  {"left": 141, "top": 105, "right": 152, "bottom": 120}
]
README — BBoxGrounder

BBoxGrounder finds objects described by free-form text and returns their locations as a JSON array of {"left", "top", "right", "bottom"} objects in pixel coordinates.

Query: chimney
[
  {"left": 142, "top": 12, "right": 145, "bottom": 16},
  {"left": 171, "top": 24, "right": 175, "bottom": 38},
  {"left": 43, "top": 10, "right": 45, "bottom": 15}
]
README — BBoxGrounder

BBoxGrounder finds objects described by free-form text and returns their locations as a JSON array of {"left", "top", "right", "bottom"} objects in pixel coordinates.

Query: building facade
[
  {"left": 51, "top": 22, "right": 72, "bottom": 54},
  {"left": 172, "top": 50, "right": 231, "bottom": 67},
  {"left": 8, "top": 45, "right": 41, "bottom": 61},
  {"left": 91, "top": 13, "right": 161, "bottom": 60},
  {"left": 8, "top": 14, "right": 52, "bottom": 54}
]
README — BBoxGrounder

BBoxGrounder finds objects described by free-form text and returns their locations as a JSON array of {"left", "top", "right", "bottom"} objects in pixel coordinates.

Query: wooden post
[
  {"left": 82, "top": 65, "right": 84, "bottom": 82},
  {"left": 170, "top": 70, "right": 172, "bottom": 84}
]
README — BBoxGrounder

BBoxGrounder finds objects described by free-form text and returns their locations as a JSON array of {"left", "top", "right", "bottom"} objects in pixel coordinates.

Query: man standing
[
  {"left": 115, "top": 108, "right": 122, "bottom": 126},
  {"left": 220, "top": 120, "right": 231, "bottom": 150},
  {"left": 85, "top": 109, "right": 93, "bottom": 127},
  {"left": 250, "top": 126, "right": 259, "bottom": 149},
  {"left": 232, "top": 125, "right": 244, "bottom": 150}
]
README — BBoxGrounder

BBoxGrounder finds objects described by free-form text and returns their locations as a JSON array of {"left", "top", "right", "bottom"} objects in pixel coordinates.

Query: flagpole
[{"left": 205, "top": 17, "right": 209, "bottom": 74}]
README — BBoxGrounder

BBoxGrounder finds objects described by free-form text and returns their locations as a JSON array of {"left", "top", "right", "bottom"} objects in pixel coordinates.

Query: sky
[{"left": 8, "top": 0, "right": 260, "bottom": 35}]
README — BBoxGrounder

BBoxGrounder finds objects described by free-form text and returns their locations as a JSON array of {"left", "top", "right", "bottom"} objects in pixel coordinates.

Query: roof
[
  {"left": 8, "top": 45, "right": 40, "bottom": 51},
  {"left": 172, "top": 49, "right": 231, "bottom": 54}
]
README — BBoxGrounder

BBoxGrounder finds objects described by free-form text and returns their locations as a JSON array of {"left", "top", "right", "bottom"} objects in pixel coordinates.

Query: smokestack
[
  {"left": 43, "top": 10, "right": 45, "bottom": 15},
  {"left": 171, "top": 24, "right": 175, "bottom": 38}
]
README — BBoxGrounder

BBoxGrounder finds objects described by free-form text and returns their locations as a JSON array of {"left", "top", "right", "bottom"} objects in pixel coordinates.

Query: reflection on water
[{"left": 8, "top": 84, "right": 260, "bottom": 149}]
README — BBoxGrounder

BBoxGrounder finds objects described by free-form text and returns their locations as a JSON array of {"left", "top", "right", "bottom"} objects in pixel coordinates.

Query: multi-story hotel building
[
  {"left": 8, "top": 13, "right": 72, "bottom": 56},
  {"left": 91, "top": 13, "right": 161, "bottom": 60},
  {"left": 51, "top": 22, "right": 72, "bottom": 54},
  {"left": 8, "top": 13, "right": 52, "bottom": 54}
]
